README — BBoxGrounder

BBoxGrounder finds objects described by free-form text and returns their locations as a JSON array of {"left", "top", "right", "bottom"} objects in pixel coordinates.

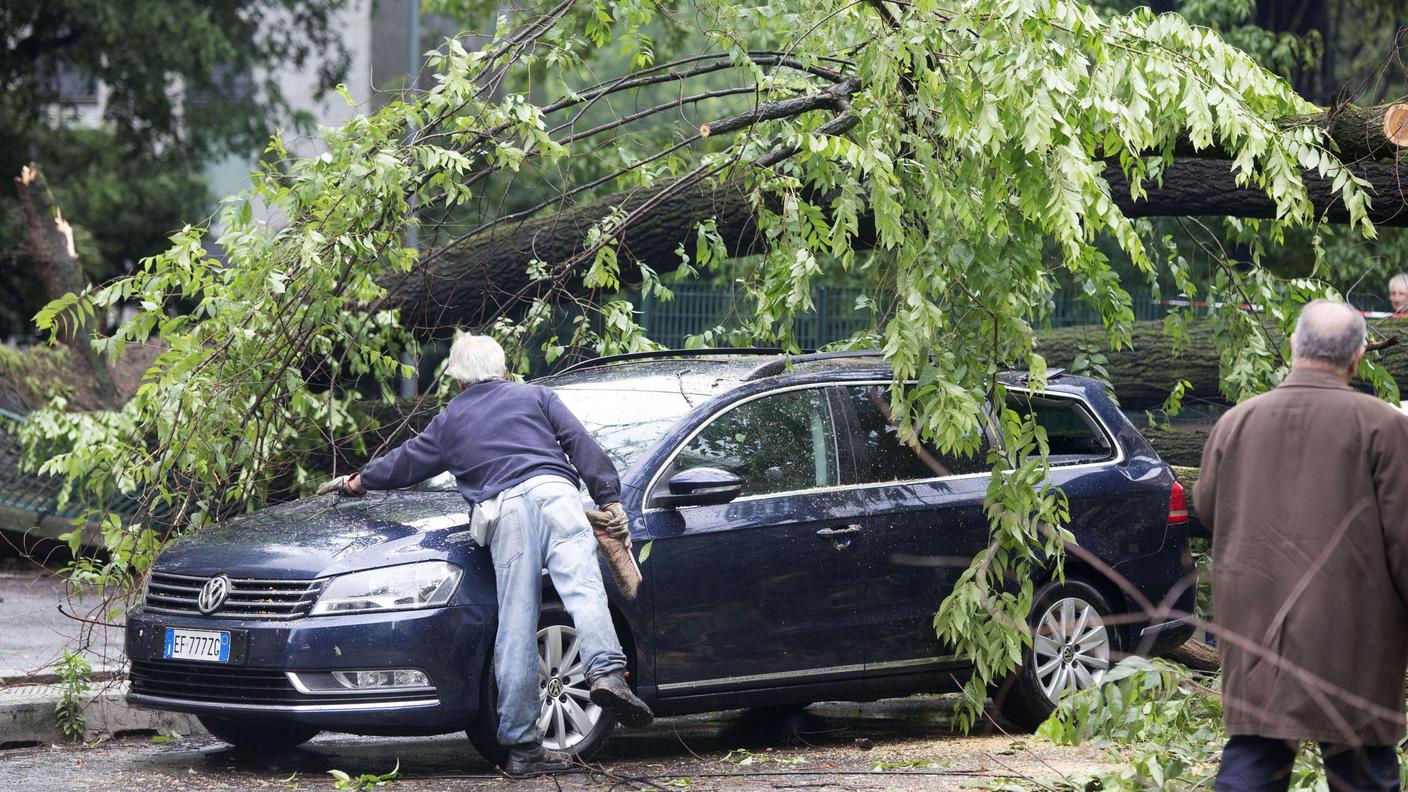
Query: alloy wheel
[
  {"left": 536, "top": 622, "right": 603, "bottom": 750},
  {"left": 1031, "top": 596, "right": 1110, "bottom": 700}
]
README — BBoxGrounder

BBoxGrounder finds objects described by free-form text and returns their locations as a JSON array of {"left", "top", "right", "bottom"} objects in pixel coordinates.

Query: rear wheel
[
  {"left": 199, "top": 715, "right": 319, "bottom": 752},
  {"left": 997, "top": 579, "right": 1117, "bottom": 731},
  {"left": 467, "top": 604, "right": 617, "bottom": 766}
]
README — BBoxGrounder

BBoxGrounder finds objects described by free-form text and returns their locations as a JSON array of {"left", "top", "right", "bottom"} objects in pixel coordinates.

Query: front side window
[
  {"left": 847, "top": 385, "right": 988, "bottom": 483},
  {"left": 1006, "top": 393, "right": 1114, "bottom": 465},
  {"left": 663, "top": 388, "right": 838, "bottom": 498}
]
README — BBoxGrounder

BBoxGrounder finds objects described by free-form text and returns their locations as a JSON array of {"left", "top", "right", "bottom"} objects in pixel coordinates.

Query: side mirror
[{"left": 655, "top": 467, "right": 745, "bottom": 508}]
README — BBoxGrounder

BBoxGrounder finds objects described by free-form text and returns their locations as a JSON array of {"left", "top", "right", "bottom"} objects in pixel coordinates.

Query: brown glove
[
  {"left": 586, "top": 502, "right": 641, "bottom": 600},
  {"left": 316, "top": 473, "right": 366, "bottom": 497},
  {"left": 589, "top": 502, "right": 631, "bottom": 547}
]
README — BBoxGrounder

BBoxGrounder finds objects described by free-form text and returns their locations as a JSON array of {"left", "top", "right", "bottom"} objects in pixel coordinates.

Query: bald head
[{"left": 1291, "top": 299, "right": 1366, "bottom": 377}]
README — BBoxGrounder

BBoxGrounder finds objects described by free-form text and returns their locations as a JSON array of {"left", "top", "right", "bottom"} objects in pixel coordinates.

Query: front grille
[
  {"left": 144, "top": 572, "right": 325, "bottom": 619},
  {"left": 129, "top": 661, "right": 431, "bottom": 707}
]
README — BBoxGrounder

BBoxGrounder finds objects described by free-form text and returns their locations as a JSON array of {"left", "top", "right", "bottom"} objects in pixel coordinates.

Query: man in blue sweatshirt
[{"left": 320, "top": 334, "right": 652, "bottom": 776}]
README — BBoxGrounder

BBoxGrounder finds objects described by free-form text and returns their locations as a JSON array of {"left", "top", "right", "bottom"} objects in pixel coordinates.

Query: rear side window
[
  {"left": 665, "top": 388, "right": 839, "bottom": 497},
  {"left": 1006, "top": 393, "right": 1114, "bottom": 465},
  {"left": 847, "top": 385, "right": 988, "bottom": 482}
]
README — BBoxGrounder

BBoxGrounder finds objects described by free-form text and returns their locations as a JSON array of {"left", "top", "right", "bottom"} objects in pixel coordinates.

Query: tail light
[{"left": 1168, "top": 481, "right": 1189, "bottom": 524}]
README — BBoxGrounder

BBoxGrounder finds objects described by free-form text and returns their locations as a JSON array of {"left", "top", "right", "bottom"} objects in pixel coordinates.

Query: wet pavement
[
  {"left": 0, "top": 698, "right": 1110, "bottom": 790},
  {"left": 0, "top": 556, "right": 124, "bottom": 681}
]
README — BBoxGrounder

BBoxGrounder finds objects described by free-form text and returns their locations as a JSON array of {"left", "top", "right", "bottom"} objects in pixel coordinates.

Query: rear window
[
  {"left": 847, "top": 385, "right": 988, "bottom": 482},
  {"left": 1006, "top": 392, "right": 1114, "bottom": 465}
]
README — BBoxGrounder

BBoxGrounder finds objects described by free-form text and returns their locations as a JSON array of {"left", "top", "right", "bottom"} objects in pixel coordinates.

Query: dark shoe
[
  {"left": 589, "top": 672, "right": 653, "bottom": 728},
  {"left": 505, "top": 743, "right": 574, "bottom": 777}
]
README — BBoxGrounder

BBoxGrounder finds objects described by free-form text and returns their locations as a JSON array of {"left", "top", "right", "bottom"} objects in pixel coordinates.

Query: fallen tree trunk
[
  {"left": 389, "top": 178, "right": 771, "bottom": 332},
  {"left": 1037, "top": 321, "right": 1227, "bottom": 411},
  {"left": 1036, "top": 318, "right": 1408, "bottom": 413},
  {"left": 388, "top": 103, "right": 1408, "bottom": 337},
  {"left": 1101, "top": 156, "right": 1408, "bottom": 227},
  {"left": 1141, "top": 426, "right": 1212, "bottom": 467},
  {"left": 1167, "top": 637, "right": 1220, "bottom": 672}
]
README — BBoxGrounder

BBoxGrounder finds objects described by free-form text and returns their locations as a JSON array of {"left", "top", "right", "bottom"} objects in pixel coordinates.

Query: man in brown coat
[{"left": 1195, "top": 299, "right": 1408, "bottom": 791}]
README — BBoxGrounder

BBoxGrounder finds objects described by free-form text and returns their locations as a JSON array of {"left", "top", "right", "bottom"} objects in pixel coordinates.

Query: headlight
[{"left": 311, "top": 561, "right": 462, "bottom": 616}]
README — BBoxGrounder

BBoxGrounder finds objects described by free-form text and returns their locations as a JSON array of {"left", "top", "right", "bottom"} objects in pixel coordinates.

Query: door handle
[{"left": 816, "top": 524, "right": 863, "bottom": 538}]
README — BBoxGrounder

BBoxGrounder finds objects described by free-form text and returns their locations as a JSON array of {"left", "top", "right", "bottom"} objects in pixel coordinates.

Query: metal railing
[
  {"left": 0, "top": 407, "right": 158, "bottom": 529},
  {"left": 0, "top": 410, "right": 77, "bottom": 519},
  {"left": 635, "top": 285, "right": 1176, "bottom": 347}
]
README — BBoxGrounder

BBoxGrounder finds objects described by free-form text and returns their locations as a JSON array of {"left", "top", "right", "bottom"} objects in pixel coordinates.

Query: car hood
[{"left": 153, "top": 491, "right": 479, "bottom": 580}]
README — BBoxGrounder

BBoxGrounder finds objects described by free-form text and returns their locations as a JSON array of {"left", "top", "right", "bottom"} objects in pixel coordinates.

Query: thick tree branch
[
  {"left": 388, "top": 102, "right": 1408, "bottom": 336},
  {"left": 1103, "top": 157, "right": 1408, "bottom": 226},
  {"left": 14, "top": 163, "right": 118, "bottom": 408},
  {"left": 700, "top": 77, "right": 860, "bottom": 138}
]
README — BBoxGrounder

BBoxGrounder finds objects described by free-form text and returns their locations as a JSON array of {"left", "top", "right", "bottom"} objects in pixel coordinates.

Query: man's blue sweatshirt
[{"left": 359, "top": 379, "right": 621, "bottom": 505}]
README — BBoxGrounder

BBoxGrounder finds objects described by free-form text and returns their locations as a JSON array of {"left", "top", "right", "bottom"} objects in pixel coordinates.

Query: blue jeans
[
  {"left": 1216, "top": 735, "right": 1401, "bottom": 792},
  {"left": 486, "top": 475, "right": 627, "bottom": 747}
]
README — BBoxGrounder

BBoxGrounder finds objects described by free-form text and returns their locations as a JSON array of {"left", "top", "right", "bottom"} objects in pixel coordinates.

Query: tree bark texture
[
  {"left": 391, "top": 176, "right": 766, "bottom": 332},
  {"left": 14, "top": 163, "right": 117, "bottom": 409},
  {"left": 1140, "top": 425, "right": 1212, "bottom": 467},
  {"left": 1166, "top": 637, "right": 1220, "bottom": 672},
  {"left": 1035, "top": 318, "right": 1408, "bottom": 415},
  {"left": 1304, "top": 103, "right": 1408, "bottom": 162},
  {"left": 1036, "top": 321, "right": 1227, "bottom": 411},
  {"left": 391, "top": 102, "right": 1408, "bottom": 337},
  {"left": 1101, "top": 157, "right": 1408, "bottom": 227}
]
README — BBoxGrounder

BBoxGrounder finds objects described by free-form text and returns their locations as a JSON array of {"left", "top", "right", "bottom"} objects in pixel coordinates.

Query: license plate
[{"left": 163, "top": 628, "right": 230, "bottom": 663}]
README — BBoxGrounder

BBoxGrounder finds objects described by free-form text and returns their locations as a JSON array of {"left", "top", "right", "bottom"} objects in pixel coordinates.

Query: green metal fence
[
  {"left": 0, "top": 407, "right": 75, "bottom": 519},
  {"left": 637, "top": 285, "right": 874, "bottom": 349},
  {"left": 636, "top": 285, "right": 1174, "bottom": 348},
  {"left": 1047, "top": 288, "right": 1171, "bottom": 328},
  {"left": 0, "top": 407, "right": 158, "bottom": 531}
]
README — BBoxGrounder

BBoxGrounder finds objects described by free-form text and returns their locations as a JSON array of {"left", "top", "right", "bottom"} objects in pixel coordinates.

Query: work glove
[
  {"left": 589, "top": 502, "right": 631, "bottom": 547},
  {"left": 316, "top": 473, "right": 365, "bottom": 497},
  {"left": 585, "top": 502, "right": 640, "bottom": 599}
]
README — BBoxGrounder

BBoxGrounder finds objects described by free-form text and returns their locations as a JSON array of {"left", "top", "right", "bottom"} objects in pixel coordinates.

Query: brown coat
[{"left": 1194, "top": 367, "right": 1408, "bottom": 744}]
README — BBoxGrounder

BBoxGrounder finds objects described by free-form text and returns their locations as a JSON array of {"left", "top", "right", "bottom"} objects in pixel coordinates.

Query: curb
[
  {"left": 0, "top": 670, "right": 122, "bottom": 688},
  {"left": 0, "top": 681, "right": 204, "bottom": 746}
]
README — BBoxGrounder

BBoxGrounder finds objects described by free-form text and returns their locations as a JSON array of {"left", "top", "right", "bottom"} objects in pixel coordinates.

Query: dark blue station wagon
[{"left": 125, "top": 350, "right": 1196, "bottom": 760}]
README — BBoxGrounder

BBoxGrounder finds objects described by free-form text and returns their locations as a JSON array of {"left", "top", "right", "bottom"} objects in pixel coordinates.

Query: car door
[
  {"left": 642, "top": 385, "right": 871, "bottom": 694},
  {"left": 834, "top": 383, "right": 992, "bottom": 669}
]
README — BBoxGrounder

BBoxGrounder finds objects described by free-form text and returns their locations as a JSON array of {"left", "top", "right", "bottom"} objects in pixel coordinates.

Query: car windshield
[
  {"left": 418, "top": 367, "right": 732, "bottom": 491},
  {"left": 551, "top": 384, "right": 696, "bottom": 471}
]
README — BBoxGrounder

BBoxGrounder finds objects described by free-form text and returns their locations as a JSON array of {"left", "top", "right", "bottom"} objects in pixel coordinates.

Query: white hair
[
  {"left": 445, "top": 334, "right": 507, "bottom": 385},
  {"left": 1293, "top": 299, "right": 1365, "bottom": 370},
  {"left": 1391, "top": 273, "right": 1408, "bottom": 291}
]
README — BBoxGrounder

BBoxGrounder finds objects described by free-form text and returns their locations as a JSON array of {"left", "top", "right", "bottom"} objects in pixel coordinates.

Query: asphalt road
[
  {"left": 0, "top": 556, "right": 124, "bottom": 681},
  {"left": 0, "top": 698, "right": 1110, "bottom": 791}
]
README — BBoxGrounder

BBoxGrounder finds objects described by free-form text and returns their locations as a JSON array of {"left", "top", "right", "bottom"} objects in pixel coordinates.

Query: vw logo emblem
[{"left": 197, "top": 575, "right": 231, "bottom": 615}]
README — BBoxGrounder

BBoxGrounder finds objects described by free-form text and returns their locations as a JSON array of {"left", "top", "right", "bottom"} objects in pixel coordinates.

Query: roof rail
[
  {"left": 550, "top": 348, "right": 795, "bottom": 377},
  {"left": 744, "top": 350, "right": 886, "bottom": 381},
  {"left": 738, "top": 354, "right": 1070, "bottom": 384},
  {"left": 1004, "top": 368, "right": 1068, "bottom": 384}
]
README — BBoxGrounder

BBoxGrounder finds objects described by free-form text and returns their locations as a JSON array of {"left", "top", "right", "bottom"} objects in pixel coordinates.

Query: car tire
[
  {"left": 997, "top": 578, "right": 1118, "bottom": 732},
  {"left": 198, "top": 715, "right": 319, "bottom": 752},
  {"left": 466, "top": 603, "right": 618, "bottom": 767}
]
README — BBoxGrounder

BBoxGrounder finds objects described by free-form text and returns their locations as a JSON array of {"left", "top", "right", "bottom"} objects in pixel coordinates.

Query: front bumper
[{"left": 125, "top": 603, "right": 494, "bottom": 736}]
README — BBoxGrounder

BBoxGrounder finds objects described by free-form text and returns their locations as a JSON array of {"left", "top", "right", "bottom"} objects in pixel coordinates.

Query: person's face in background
[{"left": 1392, "top": 281, "right": 1408, "bottom": 313}]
